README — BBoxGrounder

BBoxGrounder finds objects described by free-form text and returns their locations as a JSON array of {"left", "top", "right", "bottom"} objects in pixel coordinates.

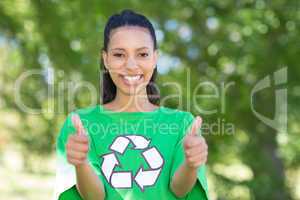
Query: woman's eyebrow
[
  {"left": 136, "top": 47, "right": 149, "bottom": 50},
  {"left": 110, "top": 48, "right": 125, "bottom": 51},
  {"left": 110, "top": 47, "right": 150, "bottom": 51}
]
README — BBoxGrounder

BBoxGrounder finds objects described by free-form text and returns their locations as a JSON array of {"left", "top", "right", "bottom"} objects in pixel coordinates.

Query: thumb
[
  {"left": 189, "top": 116, "right": 202, "bottom": 136},
  {"left": 71, "top": 114, "right": 85, "bottom": 135}
]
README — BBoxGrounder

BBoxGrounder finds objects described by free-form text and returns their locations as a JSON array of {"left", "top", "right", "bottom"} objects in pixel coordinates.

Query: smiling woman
[
  {"left": 100, "top": 10, "right": 160, "bottom": 110},
  {"left": 102, "top": 26, "right": 158, "bottom": 103},
  {"left": 55, "top": 9, "right": 209, "bottom": 200}
]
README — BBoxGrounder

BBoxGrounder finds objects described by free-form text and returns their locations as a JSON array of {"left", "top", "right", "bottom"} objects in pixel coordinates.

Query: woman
[{"left": 55, "top": 9, "right": 209, "bottom": 200}]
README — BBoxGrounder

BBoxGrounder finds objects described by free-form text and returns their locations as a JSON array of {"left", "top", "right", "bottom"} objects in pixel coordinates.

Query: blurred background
[{"left": 0, "top": 0, "right": 299, "bottom": 199}]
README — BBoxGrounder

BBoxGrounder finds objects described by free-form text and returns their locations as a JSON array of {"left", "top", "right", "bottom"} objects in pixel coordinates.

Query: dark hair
[{"left": 100, "top": 9, "right": 160, "bottom": 105}]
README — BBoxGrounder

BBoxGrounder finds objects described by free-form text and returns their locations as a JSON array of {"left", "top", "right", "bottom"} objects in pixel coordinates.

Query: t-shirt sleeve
[
  {"left": 54, "top": 112, "right": 104, "bottom": 200},
  {"left": 169, "top": 112, "right": 209, "bottom": 200}
]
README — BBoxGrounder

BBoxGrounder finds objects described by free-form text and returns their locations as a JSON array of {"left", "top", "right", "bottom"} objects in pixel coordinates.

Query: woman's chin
[{"left": 119, "top": 85, "right": 147, "bottom": 96}]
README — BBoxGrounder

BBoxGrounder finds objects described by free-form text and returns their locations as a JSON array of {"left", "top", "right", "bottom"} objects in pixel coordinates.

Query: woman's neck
[{"left": 104, "top": 90, "right": 158, "bottom": 112}]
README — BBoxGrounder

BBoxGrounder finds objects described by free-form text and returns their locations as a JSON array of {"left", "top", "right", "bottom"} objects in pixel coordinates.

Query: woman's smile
[{"left": 119, "top": 74, "right": 144, "bottom": 86}]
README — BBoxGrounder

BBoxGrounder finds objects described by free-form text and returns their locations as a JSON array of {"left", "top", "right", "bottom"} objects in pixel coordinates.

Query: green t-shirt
[{"left": 54, "top": 105, "right": 209, "bottom": 200}]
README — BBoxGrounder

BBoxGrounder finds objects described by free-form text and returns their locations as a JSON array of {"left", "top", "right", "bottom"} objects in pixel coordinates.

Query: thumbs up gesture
[
  {"left": 183, "top": 116, "right": 208, "bottom": 169},
  {"left": 66, "top": 114, "right": 89, "bottom": 166}
]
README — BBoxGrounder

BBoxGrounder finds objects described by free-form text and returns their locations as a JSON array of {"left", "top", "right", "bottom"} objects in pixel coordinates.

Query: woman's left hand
[{"left": 183, "top": 116, "right": 208, "bottom": 170}]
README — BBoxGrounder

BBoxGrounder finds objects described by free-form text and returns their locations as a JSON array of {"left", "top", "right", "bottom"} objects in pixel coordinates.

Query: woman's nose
[{"left": 125, "top": 57, "right": 138, "bottom": 69}]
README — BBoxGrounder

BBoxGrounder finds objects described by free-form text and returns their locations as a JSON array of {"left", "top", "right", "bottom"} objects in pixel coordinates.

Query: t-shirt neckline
[{"left": 98, "top": 104, "right": 163, "bottom": 115}]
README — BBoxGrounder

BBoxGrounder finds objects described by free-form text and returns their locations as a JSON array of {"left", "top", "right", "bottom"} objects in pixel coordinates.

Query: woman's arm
[
  {"left": 171, "top": 116, "right": 208, "bottom": 198},
  {"left": 66, "top": 114, "right": 105, "bottom": 200},
  {"left": 170, "top": 162, "right": 198, "bottom": 198},
  {"left": 76, "top": 163, "right": 105, "bottom": 200}
]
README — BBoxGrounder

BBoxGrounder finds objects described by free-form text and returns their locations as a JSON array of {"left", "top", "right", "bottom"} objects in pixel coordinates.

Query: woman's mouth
[{"left": 120, "top": 74, "right": 144, "bottom": 86}]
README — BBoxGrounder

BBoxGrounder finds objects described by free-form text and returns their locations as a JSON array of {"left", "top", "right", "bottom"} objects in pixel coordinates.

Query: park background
[{"left": 0, "top": 0, "right": 299, "bottom": 199}]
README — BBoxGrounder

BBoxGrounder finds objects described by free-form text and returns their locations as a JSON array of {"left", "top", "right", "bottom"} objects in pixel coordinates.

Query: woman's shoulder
[
  {"left": 160, "top": 106, "right": 193, "bottom": 115},
  {"left": 68, "top": 105, "right": 100, "bottom": 117},
  {"left": 160, "top": 107, "right": 195, "bottom": 137},
  {"left": 160, "top": 106, "right": 195, "bottom": 121}
]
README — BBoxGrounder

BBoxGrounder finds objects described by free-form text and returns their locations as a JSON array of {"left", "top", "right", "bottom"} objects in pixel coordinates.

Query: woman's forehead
[{"left": 108, "top": 26, "right": 154, "bottom": 50}]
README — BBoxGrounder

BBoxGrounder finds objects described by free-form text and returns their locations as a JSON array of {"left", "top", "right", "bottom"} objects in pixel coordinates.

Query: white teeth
[{"left": 123, "top": 75, "right": 141, "bottom": 81}]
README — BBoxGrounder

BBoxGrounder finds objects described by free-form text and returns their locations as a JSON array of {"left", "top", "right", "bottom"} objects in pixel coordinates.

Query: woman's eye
[
  {"left": 113, "top": 53, "right": 124, "bottom": 57},
  {"left": 139, "top": 53, "right": 149, "bottom": 57}
]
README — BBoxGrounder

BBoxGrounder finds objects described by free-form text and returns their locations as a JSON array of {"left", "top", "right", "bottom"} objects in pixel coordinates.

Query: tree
[{"left": 0, "top": 0, "right": 299, "bottom": 199}]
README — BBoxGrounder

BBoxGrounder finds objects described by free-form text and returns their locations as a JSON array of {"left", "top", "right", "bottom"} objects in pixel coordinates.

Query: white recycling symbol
[{"left": 100, "top": 134, "right": 164, "bottom": 191}]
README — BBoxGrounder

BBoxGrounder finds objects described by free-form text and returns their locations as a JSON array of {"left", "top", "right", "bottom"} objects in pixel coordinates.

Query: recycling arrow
[
  {"left": 111, "top": 171, "right": 132, "bottom": 188},
  {"left": 101, "top": 153, "right": 119, "bottom": 182},
  {"left": 126, "top": 135, "right": 150, "bottom": 149},
  {"left": 134, "top": 167, "right": 162, "bottom": 191},
  {"left": 100, "top": 134, "right": 164, "bottom": 191},
  {"left": 109, "top": 136, "right": 130, "bottom": 154},
  {"left": 142, "top": 147, "right": 164, "bottom": 169}
]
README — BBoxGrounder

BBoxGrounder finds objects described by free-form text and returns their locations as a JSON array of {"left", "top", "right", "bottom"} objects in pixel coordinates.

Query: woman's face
[{"left": 102, "top": 26, "right": 158, "bottom": 96}]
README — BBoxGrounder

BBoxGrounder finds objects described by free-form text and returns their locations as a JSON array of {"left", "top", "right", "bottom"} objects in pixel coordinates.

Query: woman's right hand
[
  {"left": 66, "top": 114, "right": 89, "bottom": 166},
  {"left": 66, "top": 114, "right": 105, "bottom": 200}
]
